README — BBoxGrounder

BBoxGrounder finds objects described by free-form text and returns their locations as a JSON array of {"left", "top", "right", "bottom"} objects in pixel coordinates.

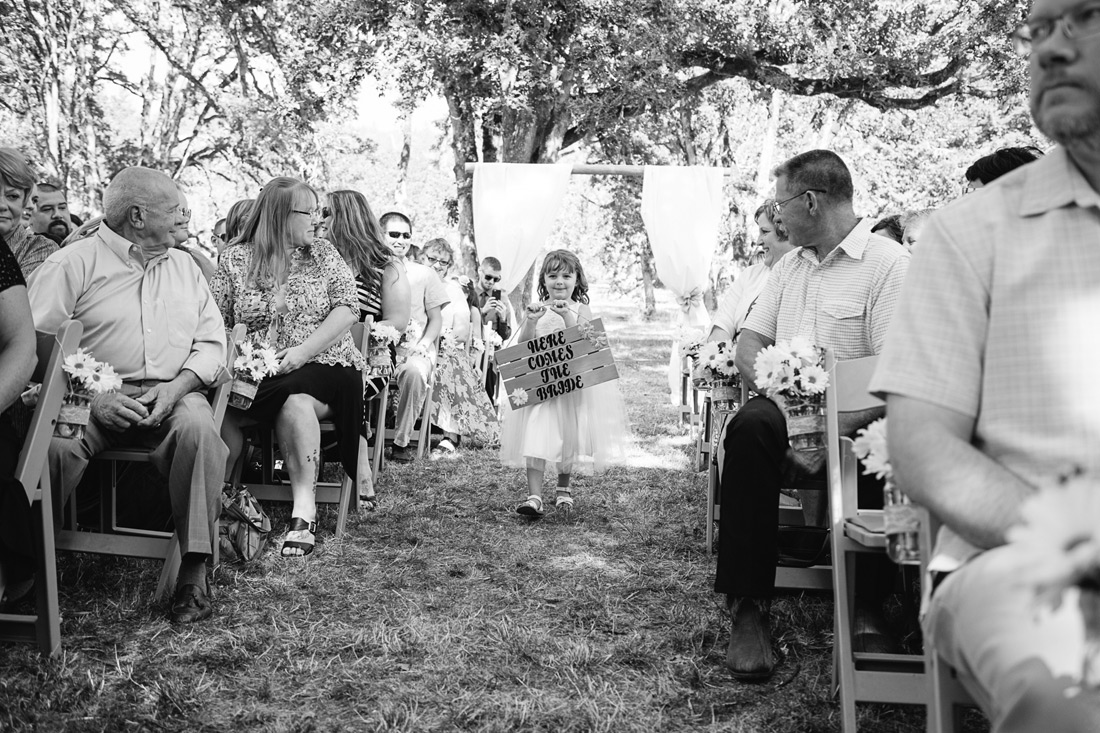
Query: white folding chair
[
  {"left": 825, "top": 350, "right": 930, "bottom": 731},
  {"left": 55, "top": 323, "right": 243, "bottom": 601},
  {"left": 0, "top": 320, "right": 81, "bottom": 656}
]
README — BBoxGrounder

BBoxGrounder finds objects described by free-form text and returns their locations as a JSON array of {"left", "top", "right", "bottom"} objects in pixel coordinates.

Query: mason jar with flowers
[
  {"left": 752, "top": 336, "right": 830, "bottom": 452},
  {"left": 852, "top": 417, "right": 920, "bottom": 565},
  {"left": 678, "top": 328, "right": 708, "bottom": 388},
  {"left": 693, "top": 340, "right": 741, "bottom": 412},
  {"left": 229, "top": 340, "right": 280, "bottom": 410},
  {"left": 368, "top": 323, "right": 402, "bottom": 377},
  {"left": 58, "top": 348, "right": 123, "bottom": 439}
]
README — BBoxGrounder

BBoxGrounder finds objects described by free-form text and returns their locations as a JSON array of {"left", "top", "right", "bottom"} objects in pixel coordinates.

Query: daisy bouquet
[
  {"left": 484, "top": 328, "right": 504, "bottom": 350},
  {"left": 692, "top": 340, "right": 738, "bottom": 383},
  {"left": 229, "top": 340, "right": 279, "bottom": 410},
  {"left": 852, "top": 418, "right": 920, "bottom": 565},
  {"left": 57, "top": 348, "right": 122, "bottom": 439},
  {"left": 1008, "top": 471, "right": 1100, "bottom": 691},
  {"left": 753, "top": 336, "right": 829, "bottom": 451}
]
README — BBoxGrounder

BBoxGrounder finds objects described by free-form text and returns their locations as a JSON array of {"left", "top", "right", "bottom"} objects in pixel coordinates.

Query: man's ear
[
  {"left": 128, "top": 205, "right": 146, "bottom": 230},
  {"left": 806, "top": 191, "right": 821, "bottom": 216}
]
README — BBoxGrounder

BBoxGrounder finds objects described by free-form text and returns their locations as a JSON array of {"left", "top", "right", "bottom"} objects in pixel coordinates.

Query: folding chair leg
[
  {"left": 154, "top": 533, "right": 182, "bottom": 603},
  {"left": 33, "top": 474, "right": 60, "bottom": 657}
]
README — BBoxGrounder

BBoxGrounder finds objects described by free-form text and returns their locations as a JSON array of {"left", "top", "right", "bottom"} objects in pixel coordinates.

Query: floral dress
[
  {"left": 432, "top": 334, "right": 501, "bottom": 447},
  {"left": 210, "top": 239, "right": 365, "bottom": 482}
]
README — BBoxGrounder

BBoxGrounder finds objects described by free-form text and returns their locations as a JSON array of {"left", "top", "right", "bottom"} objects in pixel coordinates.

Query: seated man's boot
[{"left": 725, "top": 597, "right": 776, "bottom": 680}]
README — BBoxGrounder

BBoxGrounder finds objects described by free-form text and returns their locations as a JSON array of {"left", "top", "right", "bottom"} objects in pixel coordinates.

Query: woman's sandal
[
  {"left": 359, "top": 493, "right": 379, "bottom": 512},
  {"left": 555, "top": 491, "right": 574, "bottom": 513},
  {"left": 516, "top": 495, "right": 545, "bottom": 517},
  {"left": 281, "top": 517, "right": 317, "bottom": 557}
]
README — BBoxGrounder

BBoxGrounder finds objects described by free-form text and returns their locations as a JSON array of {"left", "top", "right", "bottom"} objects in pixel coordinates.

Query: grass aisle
[{"left": 0, "top": 292, "right": 952, "bottom": 732}]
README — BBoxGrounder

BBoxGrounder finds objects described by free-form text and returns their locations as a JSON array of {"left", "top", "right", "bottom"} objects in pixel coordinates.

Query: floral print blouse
[{"left": 211, "top": 239, "right": 366, "bottom": 371}]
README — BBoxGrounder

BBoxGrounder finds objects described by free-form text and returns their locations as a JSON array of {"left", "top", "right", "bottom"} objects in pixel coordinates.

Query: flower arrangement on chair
[
  {"left": 228, "top": 340, "right": 280, "bottom": 410},
  {"left": 1008, "top": 470, "right": 1100, "bottom": 691},
  {"left": 852, "top": 417, "right": 920, "bottom": 565},
  {"left": 693, "top": 340, "right": 740, "bottom": 412},
  {"left": 752, "top": 336, "right": 830, "bottom": 452},
  {"left": 368, "top": 323, "right": 402, "bottom": 377},
  {"left": 677, "top": 328, "right": 708, "bottom": 386},
  {"left": 58, "top": 348, "right": 122, "bottom": 439}
]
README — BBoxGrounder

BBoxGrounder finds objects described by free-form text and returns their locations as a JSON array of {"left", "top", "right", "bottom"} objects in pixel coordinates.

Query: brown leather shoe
[
  {"left": 170, "top": 583, "right": 213, "bottom": 624},
  {"left": 725, "top": 597, "right": 776, "bottom": 680}
]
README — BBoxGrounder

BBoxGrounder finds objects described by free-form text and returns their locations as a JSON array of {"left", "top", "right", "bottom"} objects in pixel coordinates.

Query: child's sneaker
[{"left": 516, "top": 495, "right": 545, "bottom": 517}]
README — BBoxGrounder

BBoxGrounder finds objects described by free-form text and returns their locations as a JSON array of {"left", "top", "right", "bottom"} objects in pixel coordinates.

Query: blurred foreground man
[{"left": 871, "top": 1, "right": 1100, "bottom": 729}]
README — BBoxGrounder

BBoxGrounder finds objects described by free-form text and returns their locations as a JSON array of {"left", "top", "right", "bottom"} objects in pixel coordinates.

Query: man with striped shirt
[{"left": 719, "top": 150, "right": 910, "bottom": 680}]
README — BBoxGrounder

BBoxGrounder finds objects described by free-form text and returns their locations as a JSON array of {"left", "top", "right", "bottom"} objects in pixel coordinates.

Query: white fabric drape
[
  {"left": 640, "top": 165, "right": 726, "bottom": 402},
  {"left": 472, "top": 163, "right": 573, "bottom": 293}
]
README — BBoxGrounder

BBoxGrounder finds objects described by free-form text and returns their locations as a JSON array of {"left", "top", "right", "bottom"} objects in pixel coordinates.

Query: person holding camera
[{"left": 475, "top": 257, "right": 513, "bottom": 403}]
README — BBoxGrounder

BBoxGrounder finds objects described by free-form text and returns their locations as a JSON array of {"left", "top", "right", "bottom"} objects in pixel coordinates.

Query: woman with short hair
[{"left": 211, "top": 177, "right": 364, "bottom": 556}]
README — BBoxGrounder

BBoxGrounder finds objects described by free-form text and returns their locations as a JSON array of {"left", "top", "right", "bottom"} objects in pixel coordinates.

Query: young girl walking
[{"left": 499, "top": 250, "right": 630, "bottom": 516}]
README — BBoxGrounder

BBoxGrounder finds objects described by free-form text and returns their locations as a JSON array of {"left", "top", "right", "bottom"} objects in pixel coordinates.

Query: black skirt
[{"left": 241, "top": 363, "right": 363, "bottom": 484}]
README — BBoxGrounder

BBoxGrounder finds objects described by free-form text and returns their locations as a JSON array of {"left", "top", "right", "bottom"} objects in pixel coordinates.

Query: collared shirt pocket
[{"left": 161, "top": 297, "right": 200, "bottom": 348}]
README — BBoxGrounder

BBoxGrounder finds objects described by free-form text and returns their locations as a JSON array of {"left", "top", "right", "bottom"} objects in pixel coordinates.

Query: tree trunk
[
  {"left": 678, "top": 105, "right": 698, "bottom": 165},
  {"left": 394, "top": 114, "right": 413, "bottom": 206},
  {"left": 640, "top": 244, "right": 657, "bottom": 319},
  {"left": 444, "top": 88, "right": 478, "bottom": 278},
  {"left": 755, "top": 89, "right": 782, "bottom": 200}
]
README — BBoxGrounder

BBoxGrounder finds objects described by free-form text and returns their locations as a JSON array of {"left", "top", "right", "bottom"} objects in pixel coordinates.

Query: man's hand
[
  {"left": 135, "top": 382, "right": 187, "bottom": 429},
  {"left": 482, "top": 299, "right": 505, "bottom": 318},
  {"left": 784, "top": 446, "right": 827, "bottom": 479},
  {"left": 92, "top": 392, "right": 149, "bottom": 432},
  {"left": 276, "top": 345, "right": 310, "bottom": 374}
]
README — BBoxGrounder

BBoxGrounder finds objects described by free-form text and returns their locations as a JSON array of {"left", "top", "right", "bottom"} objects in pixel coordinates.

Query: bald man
[{"left": 29, "top": 167, "right": 228, "bottom": 624}]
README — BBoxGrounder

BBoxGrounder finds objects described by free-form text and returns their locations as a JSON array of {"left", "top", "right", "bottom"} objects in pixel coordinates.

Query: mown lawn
[{"left": 0, "top": 290, "right": 988, "bottom": 732}]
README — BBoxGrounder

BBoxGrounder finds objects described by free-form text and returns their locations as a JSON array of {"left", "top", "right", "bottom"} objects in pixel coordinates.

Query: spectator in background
[
  {"left": 380, "top": 211, "right": 448, "bottom": 463},
  {"left": 870, "top": 214, "right": 904, "bottom": 244},
  {"left": 29, "top": 182, "right": 72, "bottom": 245},
  {"left": 964, "top": 146, "right": 1044, "bottom": 191},
  {"left": 419, "top": 238, "right": 500, "bottom": 455},
  {"left": 211, "top": 218, "right": 227, "bottom": 257},
  {"left": 709, "top": 199, "right": 795, "bottom": 345},
  {"left": 30, "top": 166, "right": 227, "bottom": 624},
  {"left": 900, "top": 209, "right": 934, "bottom": 251},
  {"left": 0, "top": 149, "right": 57, "bottom": 277},
  {"left": 323, "top": 190, "right": 410, "bottom": 508},
  {"left": 223, "top": 198, "right": 254, "bottom": 246},
  {"left": 474, "top": 256, "right": 513, "bottom": 404}
]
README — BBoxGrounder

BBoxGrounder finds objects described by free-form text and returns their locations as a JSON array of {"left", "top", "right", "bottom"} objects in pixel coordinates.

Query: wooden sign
[{"left": 496, "top": 318, "right": 619, "bottom": 409}]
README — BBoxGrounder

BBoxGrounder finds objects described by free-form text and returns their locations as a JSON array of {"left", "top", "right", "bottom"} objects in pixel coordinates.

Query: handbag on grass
[{"left": 219, "top": 484, "right": 272, "bottom": 563}]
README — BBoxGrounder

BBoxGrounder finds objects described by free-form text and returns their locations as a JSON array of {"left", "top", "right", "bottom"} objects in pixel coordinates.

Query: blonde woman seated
[
  {"left": 211, "top": 177, "right": 365, "bottom": 557},
  {"left": 709, "top": 200, "right": 794, "bottom": 344}
]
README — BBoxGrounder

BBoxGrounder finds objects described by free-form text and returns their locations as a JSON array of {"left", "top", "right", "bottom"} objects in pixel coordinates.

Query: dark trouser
[
  {"left": 714, "top": 396, "right": 892, "bottom": 601},
  {"left": 484, "top": 363, "right": 499, "bottom": 406}
]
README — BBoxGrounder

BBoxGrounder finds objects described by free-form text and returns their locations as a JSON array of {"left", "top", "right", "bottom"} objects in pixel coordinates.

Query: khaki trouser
[
  {"left": 392, "top": 353, "right": 434, "bottom": 447},
  {"left": 48, "top": 386, "right": 227, "bottom": 556}
]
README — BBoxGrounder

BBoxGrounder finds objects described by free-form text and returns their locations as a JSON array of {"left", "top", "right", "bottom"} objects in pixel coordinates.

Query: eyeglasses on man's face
[
  {"left": 773, "top": 189, "right": 825, "bottom": 214},
  {"left": 1012, "top": 0, "right": 1100, "bottom": 55},
  {"left": 387, "top": 230, "right": 412, "bottom": 240}
]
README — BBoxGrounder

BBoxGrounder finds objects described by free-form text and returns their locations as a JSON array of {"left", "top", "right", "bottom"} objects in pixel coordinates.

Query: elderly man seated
[
  {"left": 28, "top": 166, "right": 228, "bottom": 624},
  {"left": 719, "top": 150, "right": 910, "bottom": 680}
]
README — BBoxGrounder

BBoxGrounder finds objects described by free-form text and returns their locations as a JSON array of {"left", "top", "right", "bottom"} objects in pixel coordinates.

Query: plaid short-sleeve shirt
[
  {"left": 870, "top": 146, "right": 1100, "bottom": 570},
  {"left": 742, "top": 218, "right": 910, "bottom": 359}
]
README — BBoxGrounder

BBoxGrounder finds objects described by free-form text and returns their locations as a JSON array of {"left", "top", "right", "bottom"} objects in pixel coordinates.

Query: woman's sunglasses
[{"left": 387, "top": 231, "right": 412, "bottom": 240}]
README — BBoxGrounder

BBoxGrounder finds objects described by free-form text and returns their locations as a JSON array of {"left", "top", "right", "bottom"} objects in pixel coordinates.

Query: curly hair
[{"left": 536, "top": 249, "right": 589, "bottom": 304}]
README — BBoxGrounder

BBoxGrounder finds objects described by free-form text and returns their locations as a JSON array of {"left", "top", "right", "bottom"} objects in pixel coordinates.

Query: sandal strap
[{"left": 288, "top": 517, "right": 317, "bottom": 533}]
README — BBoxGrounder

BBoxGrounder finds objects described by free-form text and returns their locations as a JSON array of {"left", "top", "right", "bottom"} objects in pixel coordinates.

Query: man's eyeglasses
[
  {"left": 482, "top": 274, "right": 501, "bottom": 283},
  {"left": 773, "top": 189, "right": 825, "bottom": 214},
  {"left": 1012, "top": 1, "right": 1100, "bottom": 55},
  {"left": 387, "top": 231, "right": 412, "bottom": 240},
  {"left": 425, "top": 255, "right": 451, "bottom": 267}
]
